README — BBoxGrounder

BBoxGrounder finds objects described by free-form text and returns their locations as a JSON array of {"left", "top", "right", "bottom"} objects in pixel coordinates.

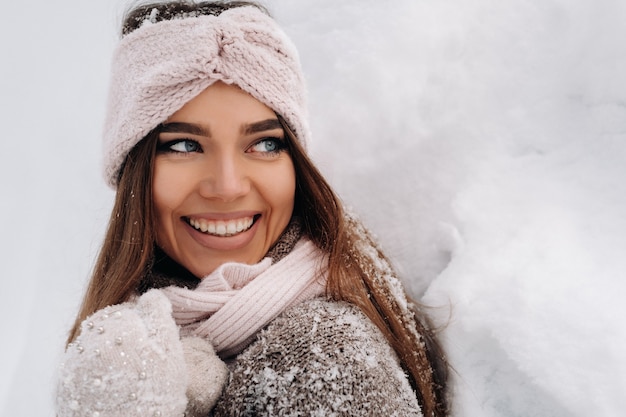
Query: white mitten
[
  {"left": 56, "top": 289, "right": 188, "bottom": 417},
  {"left": 181, "top": 337, "right": 230, "bottom": 417}
]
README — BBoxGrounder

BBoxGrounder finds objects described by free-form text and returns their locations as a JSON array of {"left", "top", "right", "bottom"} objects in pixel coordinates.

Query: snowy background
[{"left": 1, "top": 0, "right": 625, "bottom": 415}]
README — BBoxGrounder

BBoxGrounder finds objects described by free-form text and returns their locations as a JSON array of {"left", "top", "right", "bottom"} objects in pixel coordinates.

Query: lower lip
[{"left": 184, "top": 217, "right": 260, "bottom": 251}]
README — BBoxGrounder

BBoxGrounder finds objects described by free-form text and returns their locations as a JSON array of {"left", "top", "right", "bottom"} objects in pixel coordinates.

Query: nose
[{"left": 198, "top": 153, "right": 250, "bottom": 202}]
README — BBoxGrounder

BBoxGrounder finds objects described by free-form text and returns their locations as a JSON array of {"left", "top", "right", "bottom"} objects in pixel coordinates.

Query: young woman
[{"left": 56, "top": 2, "right": 448, "bottom": 416}]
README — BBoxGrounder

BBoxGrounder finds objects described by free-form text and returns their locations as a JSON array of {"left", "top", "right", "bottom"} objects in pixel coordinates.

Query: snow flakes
[{"left": 139, "top": 8, "right": 160, "bottom": 29}]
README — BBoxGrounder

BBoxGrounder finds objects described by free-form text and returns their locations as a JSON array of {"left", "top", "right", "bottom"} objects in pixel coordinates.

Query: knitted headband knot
[{"left": 103, "top": 6, "right": 310, "bottom": 188}]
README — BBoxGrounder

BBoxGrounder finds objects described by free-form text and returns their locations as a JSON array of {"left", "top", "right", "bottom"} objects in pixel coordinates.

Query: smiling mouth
[{"left": 185, "top": 215, "right": 258, "bottom": 237}]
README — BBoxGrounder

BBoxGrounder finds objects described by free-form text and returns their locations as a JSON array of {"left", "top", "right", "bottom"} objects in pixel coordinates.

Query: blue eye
[
  {"left": 250, "top": 138, "right": 286, "bottom": 154},
  {"left": 158, "top": 139, "right": 202, "bottom": 154}
]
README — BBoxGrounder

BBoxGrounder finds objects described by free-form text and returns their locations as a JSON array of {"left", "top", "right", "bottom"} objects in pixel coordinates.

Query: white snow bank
[{"left": 273, "top": 0, "right": 626, "bottom": 415}]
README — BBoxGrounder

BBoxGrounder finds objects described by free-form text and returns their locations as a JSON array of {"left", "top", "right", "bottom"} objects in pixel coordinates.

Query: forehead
[{"left": 166, "top": 82, "right": 277, "bottom": 125}]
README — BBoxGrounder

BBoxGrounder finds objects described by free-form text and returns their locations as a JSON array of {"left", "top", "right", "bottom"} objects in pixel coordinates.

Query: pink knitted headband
[{"left": 102, "top": 6, "right": 309, "bottom": 188}]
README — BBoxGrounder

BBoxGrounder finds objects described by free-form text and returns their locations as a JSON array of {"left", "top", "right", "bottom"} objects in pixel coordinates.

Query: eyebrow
[
  {"left": 158, "top": 119, "right": 283, "bottom": 137},
  {"left": 242, "top": 118, "right": 283, "bottom": 135},
  {"left": 158, "top": 122, "right": 209, "bottom": 136}
]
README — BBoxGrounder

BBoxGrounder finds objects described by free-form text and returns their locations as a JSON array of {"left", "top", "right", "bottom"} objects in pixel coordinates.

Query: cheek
[
  {"left": 152, "top": 163, "right": 184, "bottom": 231},
  {"left": 269, "top": 161, "right": 296, "bottom": 216}
]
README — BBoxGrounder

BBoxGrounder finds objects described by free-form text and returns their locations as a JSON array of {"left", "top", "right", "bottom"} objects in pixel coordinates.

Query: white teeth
[{"left": 188, "top": 216, "right": 254, "bottom": 237}]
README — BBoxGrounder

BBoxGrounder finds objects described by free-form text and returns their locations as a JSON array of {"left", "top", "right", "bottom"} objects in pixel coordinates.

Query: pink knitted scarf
[{"left": 161, "top": 238, "right": 327, "bottom": 357}]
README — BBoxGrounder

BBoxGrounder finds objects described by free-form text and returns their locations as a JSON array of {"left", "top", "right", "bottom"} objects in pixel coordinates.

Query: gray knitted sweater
[{"left": 212, "top": 298, "right": 423, "bottom": 416}]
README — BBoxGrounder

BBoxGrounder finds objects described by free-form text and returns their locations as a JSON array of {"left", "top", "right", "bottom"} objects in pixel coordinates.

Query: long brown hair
[
  {"left": 69, "top": 1, "right": 448, "bottom": 415},
  {"left": 283, "top": 117, "right": 448, "bottom": 416},
  {"left": 68, "top": 130, "right": 158, "bottom": 344}
]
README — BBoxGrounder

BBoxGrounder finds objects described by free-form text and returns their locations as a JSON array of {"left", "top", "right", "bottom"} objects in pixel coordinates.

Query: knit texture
[
  {"left": 213, "top": 299, "right": 423, "bottom": 417},
  {"left": 264, "top": 217, "right": 303, "bottom": 263},
  {"left": 161, "top": 237, "right": 328, "bottom": 358},
  {"left": 56, "top": 290, "right": 188, "bottom": 417},
  {"left": 103, "top": 6, "right": 310, "bottom": 187},
  {"left": 182, "top": 336, "right": 229, "bottom": 417}
]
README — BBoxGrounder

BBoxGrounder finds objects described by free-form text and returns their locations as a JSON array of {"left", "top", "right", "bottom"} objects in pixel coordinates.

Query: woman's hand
[{"left": 56, "top": 290, "right": 188, "bottom": 417}]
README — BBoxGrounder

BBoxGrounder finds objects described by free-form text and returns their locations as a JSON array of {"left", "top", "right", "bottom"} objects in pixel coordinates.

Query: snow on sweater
[{"left": 212, "top": 298, "right": 422, "bottom": 417}]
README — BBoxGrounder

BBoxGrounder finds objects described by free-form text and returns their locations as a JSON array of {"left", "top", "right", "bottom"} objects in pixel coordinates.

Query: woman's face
[{"left": 152, "top": 82, "right": 296, "bottom": 277}]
